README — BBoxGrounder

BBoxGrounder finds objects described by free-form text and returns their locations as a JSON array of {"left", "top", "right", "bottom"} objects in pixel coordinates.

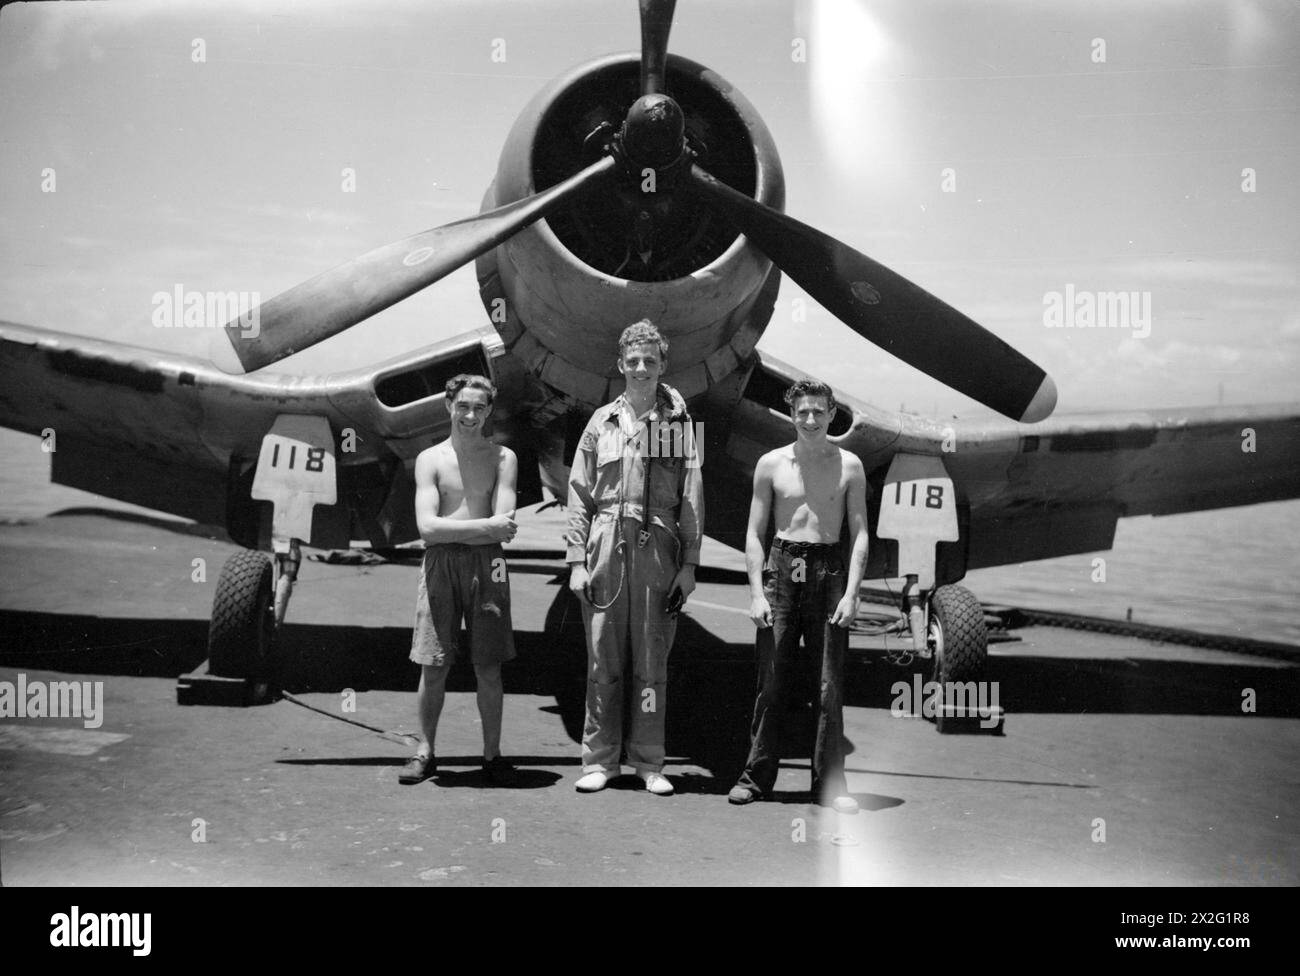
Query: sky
[{"left": 0, "top": 0, "right": 1297, "bottom": 418}]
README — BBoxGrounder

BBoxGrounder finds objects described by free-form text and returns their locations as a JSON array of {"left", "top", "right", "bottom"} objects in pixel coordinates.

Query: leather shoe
[
  {"left": 728, "top": 784, "right": 758, "bottom": 805},
  {"left": 398, "top": 752, "right": 436, "bottom": 785}
]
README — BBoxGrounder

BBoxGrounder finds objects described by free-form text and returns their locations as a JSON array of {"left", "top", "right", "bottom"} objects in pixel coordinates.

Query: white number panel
[
  {"left": 251, "top": 415, "right": 337, "bottom": 548},
  {"left": 876, "top": 453, "right": 958, "bottom": 589}
]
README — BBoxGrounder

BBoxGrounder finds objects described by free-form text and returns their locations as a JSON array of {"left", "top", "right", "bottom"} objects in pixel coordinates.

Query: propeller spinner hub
[{"left": 622, "top": 93, "right": 686, "bottom": 170}]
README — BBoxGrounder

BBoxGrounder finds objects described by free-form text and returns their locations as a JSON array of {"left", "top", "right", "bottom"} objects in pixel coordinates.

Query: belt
[{"left": 772, "top": 537, "right": 839, "bottom": 555}]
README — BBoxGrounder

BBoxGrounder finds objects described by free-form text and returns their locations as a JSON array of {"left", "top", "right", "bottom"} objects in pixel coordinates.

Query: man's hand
[
  {"left": 830, "top": 591, "right": 859, "bottom": 629},
  {"left": 569, "top": 563, "right": 591, "bottom": 605},
  {"left": 485, "top": 514, "right": 518, "bottom": 542},
  {"left": 750, "top": 593, "right": 773, "bottom": 629},
  {"left": 669, "top": 564, "right": 696, "bottom": 606}
]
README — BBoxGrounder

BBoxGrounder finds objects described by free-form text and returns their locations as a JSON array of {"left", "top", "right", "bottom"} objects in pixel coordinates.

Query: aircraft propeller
[
  {"left": 213, "top": 0, "right": 1055, "bottom": 424},
  {"left": 638, "top": 0, "right": 677, "bottom": 96},
  {"left": 684, "top": 166, "right": 1057, "bottom": 423},
  {"left": 209, "top": 156, "right": 614, "bottom": 374}
]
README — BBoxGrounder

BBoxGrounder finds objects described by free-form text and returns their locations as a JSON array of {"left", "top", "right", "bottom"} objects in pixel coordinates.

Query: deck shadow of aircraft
[{"left": 1, "top": 586, "right": 1296, "bottom": 783}]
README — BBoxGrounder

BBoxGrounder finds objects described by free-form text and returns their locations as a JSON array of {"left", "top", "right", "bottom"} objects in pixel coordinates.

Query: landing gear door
[
  {"left": 876, "top": 453, "right": 958, "bottom": 590},
  {"left": 251, "top": 415, "right": 337, "bottom": 552}
]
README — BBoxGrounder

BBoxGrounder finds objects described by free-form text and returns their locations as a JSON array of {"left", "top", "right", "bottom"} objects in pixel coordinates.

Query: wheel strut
[
  {"left": 272, "top": 538, "right": 302, "bottom": 631},
  {"left": 900, "top": 574, "right": 928, "bottom": 654}
]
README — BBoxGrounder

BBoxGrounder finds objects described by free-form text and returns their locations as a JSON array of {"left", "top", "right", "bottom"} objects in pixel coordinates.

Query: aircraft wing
[
  {"left": 942, "top": 399, "right": 1300, "bottom": 569},
  {"left": 0, "top": 320, "right": 511, "bottom": 545},
  {"left": 708, "top": 352, "right": 1300, "bottom": 573}
]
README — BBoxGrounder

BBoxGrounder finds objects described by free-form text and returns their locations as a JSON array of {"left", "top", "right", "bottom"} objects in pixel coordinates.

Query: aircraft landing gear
[
  {"left": 179, "top": 541, "right": 300, "bottom": 706},
  {"left": 927, "top": 584, "right": 996, "bottom": 732},
  {"left": 899, "top": 578, "right": 1003, "bottom": 734},
  {"left": 208, "top": 548, "right": 273, "bottom": 676}
]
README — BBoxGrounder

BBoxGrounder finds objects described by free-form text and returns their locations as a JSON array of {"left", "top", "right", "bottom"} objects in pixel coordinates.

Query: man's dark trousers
[{"left": 735, "top": 538, "right": 849, "bottom": 798}]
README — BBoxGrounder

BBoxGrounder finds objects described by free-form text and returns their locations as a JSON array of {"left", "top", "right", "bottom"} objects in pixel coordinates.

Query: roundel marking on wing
[{"left": 403, "top": 246, "right": 436, "bottom": 267}]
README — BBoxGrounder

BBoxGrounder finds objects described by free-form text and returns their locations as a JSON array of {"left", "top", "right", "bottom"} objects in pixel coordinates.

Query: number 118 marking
[
  {"left": 893, "top": 481, "right": 945, "bottom": 509},
  {"left": 270, "top": 442, "right": 326, "bottom": 473}
]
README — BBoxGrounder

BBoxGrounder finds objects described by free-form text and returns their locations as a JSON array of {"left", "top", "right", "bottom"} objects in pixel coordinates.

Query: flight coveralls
[{"left": 565, "top": 384, "right": 704, "bottom": 775}]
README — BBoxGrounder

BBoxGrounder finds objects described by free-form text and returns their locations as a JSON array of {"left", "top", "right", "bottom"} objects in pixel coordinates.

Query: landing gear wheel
[
  {"left": 208, "top": 549, "right": 276, "bottom": 693},
  {"left": 926, "top": 584, "right": 988, "bottom": 733}
]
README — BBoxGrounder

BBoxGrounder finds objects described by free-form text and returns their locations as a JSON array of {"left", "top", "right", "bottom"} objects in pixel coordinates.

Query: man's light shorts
[{"left": 410, "top": 542, "right": 516, "bottom": 668}]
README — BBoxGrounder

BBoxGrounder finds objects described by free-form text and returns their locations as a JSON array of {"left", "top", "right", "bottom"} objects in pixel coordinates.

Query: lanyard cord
[{"left": 586, "top": 399, "right": 685, "bottom": 611}]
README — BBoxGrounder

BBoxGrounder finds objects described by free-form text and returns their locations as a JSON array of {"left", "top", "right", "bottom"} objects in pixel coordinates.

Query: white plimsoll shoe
[
  {"left": 639, "top": 771, "right": 674, "bottom": 796},
  {"left": 831, "top": 795, "right": 860, "bottom": 815},
  {"left": 575, "top": 770, "right": 614, "bottom": 793}
]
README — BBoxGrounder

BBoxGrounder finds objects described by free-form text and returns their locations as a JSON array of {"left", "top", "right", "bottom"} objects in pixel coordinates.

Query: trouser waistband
[{"left": 772, "top": 538, "right": 838, "bottom": 555}]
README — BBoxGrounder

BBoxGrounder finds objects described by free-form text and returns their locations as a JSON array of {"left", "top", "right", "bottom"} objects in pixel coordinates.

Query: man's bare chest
[
  {"left": 773, "top": 463, "right": 844, "bottom": 507},
  {"left": 436, "top": 449, "right": 498, "bottom": 498}
]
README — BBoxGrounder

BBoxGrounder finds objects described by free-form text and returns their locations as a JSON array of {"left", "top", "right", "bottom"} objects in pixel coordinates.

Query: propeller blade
[
  {"left": 212, "top": 155, "right": 616, "bottom": 374},
  {"left": 639, "top": 0, "right": 677, "bottom": 95},
  {"left": 687, "top": 165, "right": 1056, "bottom": 423}
]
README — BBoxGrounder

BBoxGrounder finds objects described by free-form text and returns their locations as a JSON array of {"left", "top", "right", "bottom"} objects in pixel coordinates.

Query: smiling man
[
  {"left": 400, "top": 374, "right": 519, "bottom": 786},
  {"left": 728, "top": 379, "right": 869, "bottom": 813},
  {"left": 565, "top": 320, "right": 703, "bottom": 796}
]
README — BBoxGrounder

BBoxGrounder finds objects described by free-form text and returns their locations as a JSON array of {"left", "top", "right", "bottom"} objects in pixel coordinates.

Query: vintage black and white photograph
[{"left": 0, "top": 0, "right": 1296, "bottom": 897}]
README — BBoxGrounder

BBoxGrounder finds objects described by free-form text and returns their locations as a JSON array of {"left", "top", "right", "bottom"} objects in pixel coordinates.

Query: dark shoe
[
  {"left": 482, "top": 755, "right": 517, "bottom": 786},
  {"left": 728, "top": 784, "right": 759, "bottom": 805},
  {"left": 398, "top": 752, "right": 436, "bottom": 785}
]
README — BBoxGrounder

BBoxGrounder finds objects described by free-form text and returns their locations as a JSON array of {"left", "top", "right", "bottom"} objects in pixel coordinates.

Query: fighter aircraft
[{"left": 1, "top": 1, "right": 1297, "bottom": 724}]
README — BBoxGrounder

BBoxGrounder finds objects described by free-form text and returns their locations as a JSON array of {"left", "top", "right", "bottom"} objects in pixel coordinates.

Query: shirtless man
[
  {"left": 399, "top": 374, "right": 519, "bottom": 786},
  {"left": 727, "top": 379, "right": 869, "bottom": 812}
]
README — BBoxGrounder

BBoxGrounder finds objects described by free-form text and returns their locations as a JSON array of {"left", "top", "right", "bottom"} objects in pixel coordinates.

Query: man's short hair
[
  {"left": 445, "top": 374, "right": 496, "bottom": 405},
  {"left": 783, "top": 379, "right": 837, "bottom": 414},
  {"left": 618, "top": 319, "right": 668, "bottom": 360}
]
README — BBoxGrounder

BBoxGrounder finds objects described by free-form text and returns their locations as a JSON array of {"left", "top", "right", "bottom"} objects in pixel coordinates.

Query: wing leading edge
[
  {"left": 0, "top": 321, "right": 508, "bottom": 545},
  {"left": 715, "top": 352, "right": 1300, "bottom": 572}
]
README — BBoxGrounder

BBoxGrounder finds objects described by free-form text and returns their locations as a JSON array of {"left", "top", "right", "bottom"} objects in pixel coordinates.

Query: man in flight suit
[{"left": 565, "top": 320, "right": 704, "bottom": 796}]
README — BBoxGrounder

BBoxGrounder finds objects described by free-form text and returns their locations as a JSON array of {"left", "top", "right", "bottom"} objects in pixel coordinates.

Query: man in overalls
[{"left": 565, "top": 320, "right": 704, "bottom": 796}]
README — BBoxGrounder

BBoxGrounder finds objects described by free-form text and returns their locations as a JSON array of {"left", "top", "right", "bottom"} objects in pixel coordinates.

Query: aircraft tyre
[
  {"left": 208, "top": 549, "right": 276, "bottom": 685},
  {"left": 927, "top": 584, "right": 988, "bottom": 733}
]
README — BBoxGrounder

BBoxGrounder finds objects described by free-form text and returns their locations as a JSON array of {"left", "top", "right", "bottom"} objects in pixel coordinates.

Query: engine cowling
[{"left": 476, "top": 53, "right": 785, "bottom": 408}]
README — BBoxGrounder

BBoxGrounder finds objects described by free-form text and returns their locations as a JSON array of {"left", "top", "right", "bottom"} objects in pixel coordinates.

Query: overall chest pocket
[
  {"left": 648, "top": 455, "right": 682, "bottom": 508},
  {"left": 593, "top": 434, "right": 625, "bottom": 499}
]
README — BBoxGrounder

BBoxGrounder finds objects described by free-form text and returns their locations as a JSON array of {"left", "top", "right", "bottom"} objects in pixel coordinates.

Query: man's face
[
  {"left": 448, "top": 387, "right": 492, "bottom": 433},
  {"left": 617, "top": 341, "right": 664, "bottom": 392},
  {"left": 791, "top": 395, "right": 834, "bottom": 439}
]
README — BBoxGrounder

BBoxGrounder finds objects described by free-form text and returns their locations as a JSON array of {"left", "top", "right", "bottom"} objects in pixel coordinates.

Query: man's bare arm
[
  {"left": 745, "top": 455, "right": 774, "bottom": 598},
  {"left": 745, "top": 454, "right": 776, "bottom": 628},
  {"left": 493, "top": 447, "right": 518, "bottom": 517},
  {"left": 843, "top": 455, "right": 869, "bottom": 589},
  {"left": 831, "top": 453, "right": 870, "bottom": 628}
]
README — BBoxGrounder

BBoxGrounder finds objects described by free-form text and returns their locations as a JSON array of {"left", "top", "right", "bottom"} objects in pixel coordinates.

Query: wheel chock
[{"left": 177, "top": 660, "right": 273, "bottom": 707}]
